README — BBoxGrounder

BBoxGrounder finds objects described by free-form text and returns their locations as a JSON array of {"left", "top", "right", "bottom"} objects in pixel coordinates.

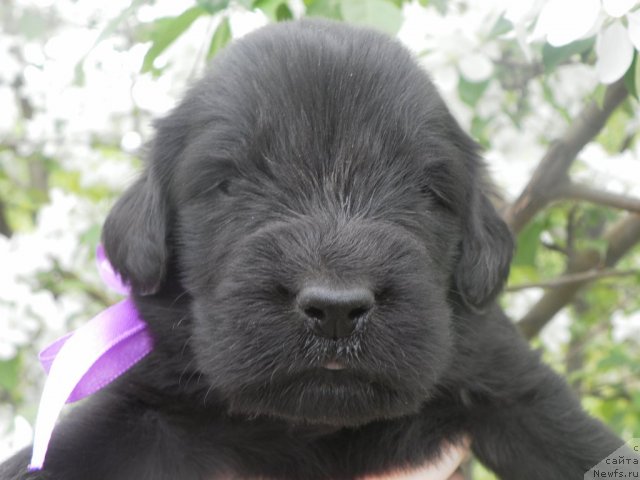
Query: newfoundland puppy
[{"left": 1, "top": 19, "right": 624, "bottom": 480}]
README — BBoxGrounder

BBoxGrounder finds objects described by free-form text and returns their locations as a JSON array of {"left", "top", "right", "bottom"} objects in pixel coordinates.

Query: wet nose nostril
[
  {"left": 304, "top": 307, "right": 325, "bottom": 320},
  {"left": 297, "top": 284, "right": 374, "bottom": 339},
  {"left": 348, "top": 306, "right": 370, "bottom": 320}
]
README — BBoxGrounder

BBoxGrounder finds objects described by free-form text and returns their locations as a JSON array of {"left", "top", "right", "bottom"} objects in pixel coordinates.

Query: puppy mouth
[
  {"left": 323, "top": 360, "right": 347, "bottom": 371},
  {"left": 224, "top": 368, "right": 425, "bottom": 427}
]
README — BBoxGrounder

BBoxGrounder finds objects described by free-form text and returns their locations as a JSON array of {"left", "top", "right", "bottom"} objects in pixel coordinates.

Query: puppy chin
[{"left": 222, "top": 371, "right": 429, "bottom": 428}]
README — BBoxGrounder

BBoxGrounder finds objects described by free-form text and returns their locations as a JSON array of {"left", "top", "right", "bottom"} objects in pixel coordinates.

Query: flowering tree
[{"left": 1, "top": 1, "right": 639, "bottom": 477}]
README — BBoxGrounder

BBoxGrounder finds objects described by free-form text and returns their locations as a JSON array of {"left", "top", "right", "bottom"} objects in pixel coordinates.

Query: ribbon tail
[{"left": 29, "top": 299, "right": 152, "bottom": 470}]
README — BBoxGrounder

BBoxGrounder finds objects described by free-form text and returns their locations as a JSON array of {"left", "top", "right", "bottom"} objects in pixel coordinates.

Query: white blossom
[
  {"left": 0, "top": 412, "right": 33, "bottom": 463},
  {"left": 595, "top": 21, "right": 635, "bottom": 84},
  {"left": 602, "top": 0, "right": 638, "bottom": 17},
  {"left": 399, "top": 2, "right": 497, "bottom": 86},
  {"left": 577, "top": 143, "right": 640, "bottom": 197},
  {"left": 612, "top": 310, "right": 640, "bottom": 343},
  {"left": 533, "top": 0, "right": 601, "bottom": 47},
  {"left": 533, "top": 0, "right": 640, "bottom": 84},
  {"left": 1, "top": 0, "right": 639, "bottom": 462},
  {"left": 628, "top": 11, "right": 640, "bottom": 50},
  {"left": 458, "top": 52, "right": 494, "bottom": 83}
]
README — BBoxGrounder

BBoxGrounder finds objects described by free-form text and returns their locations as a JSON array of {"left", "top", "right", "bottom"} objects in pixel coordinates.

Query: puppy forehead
[
  {"left": 168, "top": 20, "right": 470, "bottom": 213},
  {"left": 192, "top": 24, "right": 448, "bottom": 154}
]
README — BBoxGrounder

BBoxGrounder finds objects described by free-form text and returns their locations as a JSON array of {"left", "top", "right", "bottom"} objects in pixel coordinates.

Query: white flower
[
  {"left": 229, "top": 7, "right": 268, "bottom": 38},
  {"left": 628, "top": 10, "right": 640, "bottom": 49},
  {"left": 459, "top": 53, "right": 494, "bottom": 83},
  {"left": 539, "top": 311, "right": 572, "bottom": 354},
  {"left": 399, "top": 2, "right": 497, "bottom": 88},
  {"left": 0, "top": 87, "right": 18, "bottom": 134},
  {"left": 602, "top": 0, "right": 637, "bottom": 17},
  {"left": 0, "top": 413, "right": 33, "bottom": 463},
  {"left": 612, "top": 310, "right": 640, "bottom": 343},
  {"left": 533, "top": 0, "right": 601, "bottom": 47},
  {"left": 595, "top": 21, "right": 635, "bottom": 84},
  {"left": 504, "top": 0, "right": 540, "bottom": 25},
  {"left": 576, "top": 143, "right": 640, "bottom": 197},
  {"left": 533, "top": 0, "right": 602, "bottom": 47},
  {"left": 533, "top": 0, "right": 640, "bottom": 84}
]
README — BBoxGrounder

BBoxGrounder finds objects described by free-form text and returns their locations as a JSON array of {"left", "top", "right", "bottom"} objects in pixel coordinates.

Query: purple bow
[{"left": 28, "top": 245, "right": 154, "bottom": 471}]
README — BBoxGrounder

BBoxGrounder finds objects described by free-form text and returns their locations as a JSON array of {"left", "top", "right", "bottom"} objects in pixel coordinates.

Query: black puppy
[{"left": 1, "top": 19, "right": 624, "bottom": 480}]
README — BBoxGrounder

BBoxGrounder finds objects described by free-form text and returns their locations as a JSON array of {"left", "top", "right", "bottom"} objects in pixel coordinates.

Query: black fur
[{"left": 1, "top": 19, "right": 624, "bottom": 480}]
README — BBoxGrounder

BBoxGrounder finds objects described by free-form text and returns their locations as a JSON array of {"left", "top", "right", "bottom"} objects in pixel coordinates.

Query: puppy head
[{"left": 102, "top": 20, "right": 513, "bottom": 427}]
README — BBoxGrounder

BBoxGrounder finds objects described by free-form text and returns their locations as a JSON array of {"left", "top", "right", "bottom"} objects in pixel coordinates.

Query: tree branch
[
  {"left": 561, "top": 182, "right": 640, "bottom": 213},
  {"left": 506, "top": 268, "right": 638, "bottom": 292},
  {"left": 0, "top": 199, "right": 11, "bottom": 237},
  {"left": 49, "top": 261, "right": 112, "bottom": 307},
  {"left": 518, "top": 214, "right": 640, "bottom": 339},
  {"left": 583, "top": 387, "right": 633, "bottom": 402},
  {"left": 504, "top": 79, "right": 628, "bottom": 234}
]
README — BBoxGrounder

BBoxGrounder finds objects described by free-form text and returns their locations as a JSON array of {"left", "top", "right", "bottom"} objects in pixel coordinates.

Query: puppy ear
[
  {"left": 101, "top": 171, "right": 169, "bottom": 295},
  {"left": 100, "top": 85, "right": 203, "bottom": 294},
  {"left": 455, "top": 184, "right": 514, "bottom": 311}
]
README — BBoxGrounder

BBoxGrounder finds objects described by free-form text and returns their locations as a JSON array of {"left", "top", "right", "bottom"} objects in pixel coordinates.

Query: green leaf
[
  {"left": 306, "top": 0, "right": 343, "bottom": 19},
  {"left": 472, "top": 460, "right": 499, "bottom": 480},
  {"left": 541, "top": 78, "right": 571, "bottom": 123},
  {"left": 50, "top": 169, "right": 82, "bottom": 193},
  {"left": 73, "top": 62, "right": 86, "bottom": 87},
  {"left": 141, "top": 6, "right": 207, "bottom": 73},
  {"left": 470, "top": 115, "right": 490, "bottom": 148},
  {"left": 276, "top": 3, "right": 294, "bottom": 20},
  {"left": 17, "top": 8, "right": 53, "bottom": 40},
  {"left": 80, "top": 224, "right": 102, "bottom": 249},
  {"left": 253, "top": 0, "right": 284, "bottom": 20},
  {"left": 93, "top": 0, "right": 148, "bottom": 48},
  {"left": 541, "top": 37, "right": 595, "bottom": 71},
  {"left": 430, "top": 0, "right": 447, "bottom": 14},
  {"left": 0, "top": 355, "right": 21, "bottom": 392},
  {"left": 636, "top": 53, "right": 640, "bottom": 100},
  {"left": 623, "top": 51, "right": 639, "bottom": 100},
  {"left": 207, "top": 17, "right": 232, "bottom": 60},
  {"left": 197, "top": 0, "right": 232, "bottom": 14},
  {"left": 253, "top": 0, "right": 293, "bottom": 21},
  {"left": 74, "top": 0, "right": 147, "bottom": 85},
  {"left": 513, "top": 218, "right": 545, "bottom": 267},
  {"left": 508, "top": 265, "right": 541, "bottom": 286},
  {"left": 488, "top": 14, "right": 513, "bottom": 39},
  {"left": 596, "top": 347, "right": 629, "bottom": 371},
  {"left": 339, "top": 0, "right": 402, "bottom": 35},
  {"left": 458, "top": 76, "right": 490, "bottom": 107},
  {"left": 592, "top": 83, "right": 607, "bottom": 109},
  {"left": 596, "top": 103, "right": 633, "bottom": 154},
  {"left": 582, "top": 237, "right": 609, "bottom": 259}
]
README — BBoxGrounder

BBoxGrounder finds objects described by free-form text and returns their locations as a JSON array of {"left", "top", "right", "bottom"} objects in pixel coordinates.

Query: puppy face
[{"left": 102, "top": 20, "right": 513, "bottom": 427}]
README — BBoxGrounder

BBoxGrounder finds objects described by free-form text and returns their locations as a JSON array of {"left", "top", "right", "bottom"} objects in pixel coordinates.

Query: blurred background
[{"left": 1, "top": 0, "right": 639, "bottom": 477}]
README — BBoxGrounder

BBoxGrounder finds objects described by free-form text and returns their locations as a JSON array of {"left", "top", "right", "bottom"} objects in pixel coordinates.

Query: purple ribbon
[{"left": 28, "top": 245, "right": 154, "bottom": 471}]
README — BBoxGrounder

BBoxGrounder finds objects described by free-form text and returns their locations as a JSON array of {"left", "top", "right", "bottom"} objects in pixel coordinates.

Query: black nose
[{"left": 297, "top": 285, "right": 374, "bottom": 339}]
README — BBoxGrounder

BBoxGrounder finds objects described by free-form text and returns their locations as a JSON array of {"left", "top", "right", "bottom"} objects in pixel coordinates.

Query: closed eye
[
  {"left": 217, "top": 179, "right": 231, "bottom": 195},
  {"left": 419, "top": 183, "right": 455, "bottom": 213},
  {"left": 419, "top": 162, "right": 460, "bottom": 214},
  {"left": 178, "top": 157, "right": 240, "bottom": 202}
]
